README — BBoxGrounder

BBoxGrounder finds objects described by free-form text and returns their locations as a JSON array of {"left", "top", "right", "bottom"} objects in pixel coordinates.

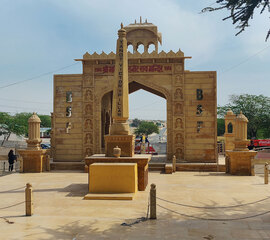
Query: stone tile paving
[{"left": 1, "top": 170, "right": 270, "bottom": 239}]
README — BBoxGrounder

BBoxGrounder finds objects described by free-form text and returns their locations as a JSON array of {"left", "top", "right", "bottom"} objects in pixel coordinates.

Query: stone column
[
  {"left": 26, "top": 113, "right": 42, "bottom": 150},
  {"left": 104, "top": 24, "right": 135, "bottom": 157},
  {"left": 110, "top": 23, "right": 130, "bottom": 136},
  {"left": 226, "top": 111, "right": 257, "bottom": 175},
  {"left": 224, "top": 109, "right": 236, "bottom": 151},
  {"left": 234, "top": 111, "right": 249, "bottom": 151},
  {"left": 18, "top": 113, "right": 49, "bottom": 172}
]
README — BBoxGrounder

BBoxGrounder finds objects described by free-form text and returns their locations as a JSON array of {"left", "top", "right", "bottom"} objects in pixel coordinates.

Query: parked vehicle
[
  {"left": 134, "top": 136, "right": 158, "bottom": 155},
  {"left": 41, "top": 143, "right": 51, "bottom": 149},
  {"left": 248, "top": 139, "right": 270, "bottom": 150}
]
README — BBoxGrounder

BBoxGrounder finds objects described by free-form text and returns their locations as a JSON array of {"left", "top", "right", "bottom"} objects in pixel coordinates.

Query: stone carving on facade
[
  {"left": 175, "top": 132, "right": 184, "bottom": 145},
  {"left": 175, "top": 147, "right": 184, "bottom": 160},
  {"left": 175, "top": 118, "right": 183, "bottom": 129},
  {"left": 174, "top": 88, "right": 183, "bottom": 100},
  {"left": 84, "top": 119, "right": 93, "bottom": 130},
  {"left": 85, "top": 147, "right": 93, "bottom": 156},
  {"left": 84, "top": 89, "right": 93, "bottom": 101},
  {"left": 174, "top": 103, "right": 183, "bottom": 115},
  {"left": 174, "top": 64, "right": 183, "bottom": 73},
  {"left": 56, "top": 87, "right": 64, "bottom": 96},
  {"left": 84, "top": 133, "right": 93, "bottom": 144},
  {"left": 85, "top": 104, "right": 93, "bottom": 115},
  {"left": 174, "top": 75, "right": 183, "bottom": 86},
  {"left": 84, "top": 75, "right": 94, "bottom": 86}
]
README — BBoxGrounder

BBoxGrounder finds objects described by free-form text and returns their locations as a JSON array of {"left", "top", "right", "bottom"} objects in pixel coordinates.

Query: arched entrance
[{"left": 100, "top": 80, "right": 171, "bottom": 158}]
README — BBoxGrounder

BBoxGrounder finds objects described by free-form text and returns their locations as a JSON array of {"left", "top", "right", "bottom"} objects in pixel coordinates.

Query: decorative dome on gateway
[{"left": 124, "top": 17, "right": 162, "bottom": 54}]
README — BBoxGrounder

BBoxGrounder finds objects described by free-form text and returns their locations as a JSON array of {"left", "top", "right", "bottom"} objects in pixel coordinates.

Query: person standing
[{"left": 8, "top": 150, "right": 16, "bottom": 172}]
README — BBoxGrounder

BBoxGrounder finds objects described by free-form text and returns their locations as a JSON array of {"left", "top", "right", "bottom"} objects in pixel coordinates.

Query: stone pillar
[
  {"left": 224, "top": 109, "right": 236, "bottom": 151},
  {"left": 18, "top": 113, "right": 49, "bottom": 173},
  {"left": 26, "top": 113, "right": 42, "bottom": 150},
  {"left": 104, "top": 23, "right": 135, "bottom": 157},
  {"left": 226, "top": 111, "right": 257, "bottom": 175},
  {"left": 234, "top": 111, "right": 249, "bottom": 151},
  {"left": 110, "top": 24, "right": 130, "bottom": 135}
]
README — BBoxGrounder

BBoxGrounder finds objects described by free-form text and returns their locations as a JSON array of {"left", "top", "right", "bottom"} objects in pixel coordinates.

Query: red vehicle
[
  {"left": 248, "top": 139, "right": 270, "bottom": 150},
  {"left": 134, "top": 136, "right": 158, "bottom": 155}
]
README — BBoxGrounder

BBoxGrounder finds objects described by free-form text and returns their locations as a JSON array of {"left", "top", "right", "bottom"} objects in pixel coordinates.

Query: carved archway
[{"left": 97, "top": 78, "right": 172, "bottom": 156}]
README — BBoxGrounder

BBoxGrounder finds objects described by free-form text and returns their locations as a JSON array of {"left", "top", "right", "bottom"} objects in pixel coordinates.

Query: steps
[
  {"left": 50, "top": 162, "right": 85, "bottom": 171},
  {"left": 50, "top": 161, "right": 226, "bottom": 172},
  {"left": 176, "top": 163, "right": 226, "bottom": 172},
  {"left": 149, "top": 163, "right": 165, "bottom": 172}
]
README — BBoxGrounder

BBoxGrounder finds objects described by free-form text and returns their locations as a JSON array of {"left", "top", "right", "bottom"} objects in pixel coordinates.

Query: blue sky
[{"left": 0, "top": 0, "right": 269, "bottom": 120}]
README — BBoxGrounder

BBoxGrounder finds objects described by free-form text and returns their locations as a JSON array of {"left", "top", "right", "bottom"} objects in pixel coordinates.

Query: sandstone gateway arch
[{"left": 51, "top": 20, "right": 217, "bottom": 164}]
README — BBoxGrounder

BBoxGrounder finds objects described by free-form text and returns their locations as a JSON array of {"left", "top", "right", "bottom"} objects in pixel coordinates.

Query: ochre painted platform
[
  {"left": 89, "top": 163, "right": 138, "bottom": 193},
  {"left": 84, "top": 193, "right": 135, "bottom": 200},
  {"left": 85, "top": 154, "right": 151, "bottom": 191}
]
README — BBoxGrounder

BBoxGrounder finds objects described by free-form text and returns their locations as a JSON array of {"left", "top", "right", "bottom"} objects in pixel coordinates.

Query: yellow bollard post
[
  {"left": 150, "top": 183, "right": 157, "bottom": 219},
  {"left": 25, "top": 183, "right": 33, "bottom": 216},
  {"left": 264, "top": 163, "right": 269, "bottom": 185}
]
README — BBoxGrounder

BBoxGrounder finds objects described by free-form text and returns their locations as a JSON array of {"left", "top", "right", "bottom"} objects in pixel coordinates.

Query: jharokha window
[{"left": 228, "top": 122, "right": 233, "bottom": 133}]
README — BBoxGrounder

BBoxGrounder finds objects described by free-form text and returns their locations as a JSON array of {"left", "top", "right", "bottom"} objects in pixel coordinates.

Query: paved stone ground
[{"left": 1, "top": 169, "right": 270, "bottom": 239}]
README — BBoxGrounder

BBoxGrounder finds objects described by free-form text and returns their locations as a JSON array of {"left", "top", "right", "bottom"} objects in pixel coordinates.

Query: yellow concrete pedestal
[
  {"left": 226, "top": 150, "right": 257, "bottom": 176},
  {"left": 84, "top": 163, "right": 138, "bottom": 200},
  {"left": 18, "top": 149, "right": 49, "bottom": 173}
]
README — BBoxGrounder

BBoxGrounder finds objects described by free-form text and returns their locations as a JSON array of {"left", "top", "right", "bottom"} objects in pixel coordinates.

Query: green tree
[
  {"left": 0, "top": 112, "right": 27, "bottom": 146},
  {"left": 218, "top": 94, "right": 270, "bottom": 138},
  {"left": 134, "top": 121, "right": 159, "bottom": 136},
  {"left": 131, "top": 118, "right": 142, "bottom": 127},
  {"left": 217, "top": 118, "right": 225, "bottom": 136},
  {"left": 0, "top": 112, "right": 51, "bottom": 146},
  {"left": 39, "top": 114, "right": 51, "bottom": 127},
  {"left": 202, "top": 0, "right": 270, "bottom": 41}
]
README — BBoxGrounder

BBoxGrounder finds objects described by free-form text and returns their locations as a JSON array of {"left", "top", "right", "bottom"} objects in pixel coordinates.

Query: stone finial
[
  {"left": 140, "top": 16, "right": 142, "bottom": 24},
  {"left": 121, "top": 22, "right": 123, "bottom": 29},
  {"left": 28, "top": 112, "right": 41, "bottom": 123},
  {"left": 226, "top": 109, "right": 234, "bottom": 115},
  {"left": 237, "top": 111, "right": 248, "bottom": 122},
  {"left": 26, "top": 112, "right": 42, "bottom": 149}
]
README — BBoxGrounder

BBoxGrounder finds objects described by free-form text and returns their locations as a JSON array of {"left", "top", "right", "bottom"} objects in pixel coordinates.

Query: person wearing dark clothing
[{"left": 8, "top": 150, "right": 16, "bottom": 172}]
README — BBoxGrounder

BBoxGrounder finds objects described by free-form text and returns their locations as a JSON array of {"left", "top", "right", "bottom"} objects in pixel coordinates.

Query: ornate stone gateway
[{"left": 51, "top": 20, "right": 217, "bottom": 163}]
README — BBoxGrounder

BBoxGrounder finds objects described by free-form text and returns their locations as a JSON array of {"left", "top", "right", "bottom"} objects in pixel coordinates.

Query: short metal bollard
[
  {"left": 150, "top": 183, "right": 156, "bottom": 219},
  {"left": 25, "top": 183, "right": 33, "bottom": 216},
  {"left": 172, "top": 155, "right": 176, "bottom": 172},
  {"left": 264, "top": 163, "right": 269, "bottom": 184}
]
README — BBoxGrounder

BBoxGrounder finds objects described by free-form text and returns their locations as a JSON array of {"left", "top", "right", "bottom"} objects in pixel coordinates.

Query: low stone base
[
  {"left": 165, "top": 163, "right": 173, "bottom": 174},
  {"left": 84, "top": 193, "right": 135, "bottom": 200},
  {"left": 18, "top": 149, "right": 49, "bottom": 173},
  {"left": 226, "top": 150, "right": 257, "bottom": 176},
  {"left": 104, "top": 135, "right": 134, "bottom": 157}
]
